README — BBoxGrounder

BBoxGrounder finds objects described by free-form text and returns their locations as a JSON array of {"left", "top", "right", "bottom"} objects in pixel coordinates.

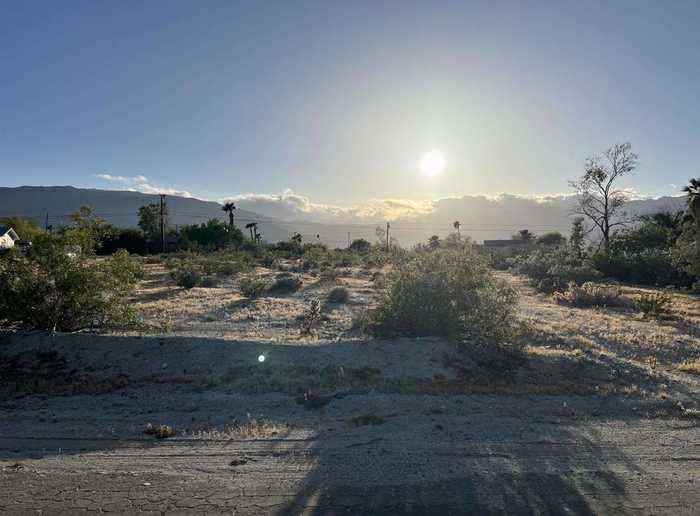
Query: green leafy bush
[
  {"left": 173, "top": 267, "right": 202, "bottom": 289},
  {"left": 509, "top": 245, "right": 601, "bottom": 292},
  {"left": 373, "top": 247, "right": 520, "bottom": 343},
  {"left": 0, "top": 242, "right": 141, "bottom": 331},
  {"left": 239, "top": 276, "right": 267, "bottom": 298},
  {"left": 552, "top": 282, "right": 626, "bottom": 308}
]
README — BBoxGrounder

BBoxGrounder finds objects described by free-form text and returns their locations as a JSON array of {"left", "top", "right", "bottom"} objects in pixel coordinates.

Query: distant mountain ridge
[
  {"left": 0, "top": 186, "right": 292, "bottom": 242},
  {"left": 0, "top": 186, "right": 690, "bottom": 247}
]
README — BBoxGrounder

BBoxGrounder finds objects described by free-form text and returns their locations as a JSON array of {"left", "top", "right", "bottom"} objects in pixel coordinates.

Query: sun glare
[{"left": 420, "top": 150, "right": 445, "bottom": 177}]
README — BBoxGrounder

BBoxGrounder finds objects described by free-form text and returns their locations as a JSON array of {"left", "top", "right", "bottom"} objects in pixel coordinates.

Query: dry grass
[
  {"left": 189, "top": 417, "right": 289, "bottom": 440},
  {"left": 678, "top": 359, "right": 700, "bottom": 375}
]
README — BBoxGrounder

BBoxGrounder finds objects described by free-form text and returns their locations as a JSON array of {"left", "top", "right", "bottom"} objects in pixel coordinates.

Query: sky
[{"left": 1, "top": 0, "right": 699, "bottom": 219}]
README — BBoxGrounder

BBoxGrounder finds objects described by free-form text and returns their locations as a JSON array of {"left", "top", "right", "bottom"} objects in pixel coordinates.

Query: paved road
[{"left": 2, "top": 391, "right": 699, "bottom": 515}]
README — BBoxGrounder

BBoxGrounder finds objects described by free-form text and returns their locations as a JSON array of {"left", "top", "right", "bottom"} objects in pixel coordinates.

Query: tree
[
  {"left": 569, "top": 217, "right": 586, "bottom": 259},
  {"left": 138, "top": 203, "right": 167, "bottom": 243},
  {"left": 64, "top": 206, "right": 107, "bottom": 253},
  {"left": 0, "top": 216, "right": 44, "bottom": 242},
  {"left": 683, "top": 178, "right": 700, "bottom": 221},
  {"left": 245, "top": 222, "right": 257, "bottom": 241},
  {"left": 222, "top": 202, "right": 236, "bottom": 229},
  {"left": 513, "top": 229, "right": 535, "bottom": 241},
  {"left": 428, "top": 235, "right": 440, "bottom": 249},
  {"left": 682, "top": 178, "right": 700, "bottom": 252},
  {"left": 570, "top": 142, "right": 638, "bottom": 253},
  {"left": 349, "top": 238, "right": 371, "bottom": 254},
  {"left": 453, "top": 221, "right": 461, "bottom": 236}
]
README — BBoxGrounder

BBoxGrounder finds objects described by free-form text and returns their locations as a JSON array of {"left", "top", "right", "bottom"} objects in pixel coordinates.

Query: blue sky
[{"left": 1, "top": 0, "right": 699, "bottom": 213}]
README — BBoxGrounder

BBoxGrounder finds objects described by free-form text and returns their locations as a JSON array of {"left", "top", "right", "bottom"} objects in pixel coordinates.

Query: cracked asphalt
[{"left": 2, "top": 388, "right": 699, "bottom": 515}]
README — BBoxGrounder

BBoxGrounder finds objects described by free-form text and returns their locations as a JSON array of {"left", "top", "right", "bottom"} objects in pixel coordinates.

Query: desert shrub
[
  {"left": 349, "top": 238, "right": 371, "bottom": 254},
  {"left": 200, "top": 275, "right": 218, "bottom": 288},
  {"left": 552, "top": 282, "right": 626, "bottom": 308},
  {"left": 634, "top": 292, "right": 673, "bottom": 319},
  {"left": 327, "top": 287, "right": 349, "bottom": 303},
  {"left": 510, "top": 245, "right": 601, "bottom": 292},
  {"left": 0, "top": 241, "right": 141, "bottom": 331},
  {"left": 319, "top": 267, "right": 340, "bottom": 284},
  {"left": 269, "top": 275, "right": 303, "bottom": 293},
  {"left": 239, "top": 276, "right": 267, "bottom": 298},
  {"left": 373, "top": 247, "right": 519, "bottom": 342},
  {"left": 173, "top": 267, "right": 202, "bottom": 289}
]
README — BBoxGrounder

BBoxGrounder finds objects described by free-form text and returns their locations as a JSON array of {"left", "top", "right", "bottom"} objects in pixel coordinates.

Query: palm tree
[
  {"left": 683, "top": 178, "right": 700, "bottom": 222},
  {"left": 453, "top": 221, "right": 461, "bottom": 237},
  {"left": 222, "top": 202, "right": 236, "bottom": 229},
  {"left": 245, "top": 222, "right": 257, "bottom": 241}
]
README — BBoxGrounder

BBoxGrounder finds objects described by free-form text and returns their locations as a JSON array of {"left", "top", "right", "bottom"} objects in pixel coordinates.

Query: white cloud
[
  {"left": 95, "top": 173, "right": 191, "bottom": 198},
  {"left": 96, "top": 173, "right": 129, "bottom": 182}
]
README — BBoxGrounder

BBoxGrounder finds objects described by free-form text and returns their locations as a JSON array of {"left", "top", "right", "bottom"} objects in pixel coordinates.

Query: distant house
[
  {"left": 0, "top": 226, "right": 20, "bottom": 249},
  {"left": 483, "top": 239, "right": 529, "bottom": 257}
]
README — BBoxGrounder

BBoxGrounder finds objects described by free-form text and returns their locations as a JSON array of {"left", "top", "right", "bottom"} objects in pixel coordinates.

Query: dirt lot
[{"left": 1, "top": 266, "right": 699, "bottom": 514}]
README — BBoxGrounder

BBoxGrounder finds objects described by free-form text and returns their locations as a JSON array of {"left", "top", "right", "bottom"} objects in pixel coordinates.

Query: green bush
[
  {"left": 327, "top": 287, "right": 349, "bottom": 303},
  {"left": 173, "top": 267, "right": 202, "bottom": 289},
  {"left": 634, "top": 292, "right": 673, "bottom": 319},
  {"left": 0, "top": 242, "right": 141, "bottom": 331},
  {"left": 509, "top": 245, "right": 600, "bottom": 292},
  {"left": 373, "top": 247, "right": 520, "bottom": 342},
  {"left": 239, "top": 276, "right": 267, "bottom": 298},
  {"left": 552, "top": 282, "right": 626, "bottom": 308}
]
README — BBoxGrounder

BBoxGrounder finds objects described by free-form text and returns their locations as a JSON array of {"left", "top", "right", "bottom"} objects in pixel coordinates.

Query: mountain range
[{"left": 0, "top": 186, "right": 689, "bottom": 247}]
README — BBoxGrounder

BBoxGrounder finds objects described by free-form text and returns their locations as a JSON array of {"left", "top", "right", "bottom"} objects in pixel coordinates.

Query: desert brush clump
[
  {"left": 373, "top": 247, "right": 520, "bottom": 343},
  {"left": 326, "top": 286, "right": 349, "bottom": 303},
  {"left": 239, "top": 276, "right": 267, "bottom": 298},
  {"left": 634, "top": 292, "right": 673, "bottom": 319},
  {"left": 509, "top": 245, "right": 601, "bottom": 293},
  {"left": 552, "top": 282, "right": 626, "bottom": 308},
  {"left": 269, "top": 275, "right": 303, "bottom": 293},
  {"left": 0, "top": 241, "right": 141, "bottom": 332}
]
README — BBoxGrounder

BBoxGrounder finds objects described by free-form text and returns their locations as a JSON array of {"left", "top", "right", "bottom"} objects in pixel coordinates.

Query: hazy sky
[{"left": 1, "top": 0, "right": 699, "bottom": 209}]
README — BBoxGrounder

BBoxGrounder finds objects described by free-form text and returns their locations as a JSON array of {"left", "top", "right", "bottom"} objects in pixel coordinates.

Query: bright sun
[{"left": 420, "top": 150, "right": 445, "bottom": 177}]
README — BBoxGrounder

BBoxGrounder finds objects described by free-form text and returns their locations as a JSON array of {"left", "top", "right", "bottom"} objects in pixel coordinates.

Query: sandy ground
[{"left": 1, "top": 267, "right": 699, "bottom": 514}]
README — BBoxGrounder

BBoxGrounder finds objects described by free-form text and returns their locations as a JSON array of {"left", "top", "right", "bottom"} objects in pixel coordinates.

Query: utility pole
[
  {"left": 386, "top": 222, "right": 390, "bottom": 251},
  {"left": 45, "top": 212, "right": 49, "bottom": 232},
  {"left": 347, "top": 232, "right": 351, "bottom": 248},
  {"left": 160, "top": 194, "right": 166, "bottom": 253}
]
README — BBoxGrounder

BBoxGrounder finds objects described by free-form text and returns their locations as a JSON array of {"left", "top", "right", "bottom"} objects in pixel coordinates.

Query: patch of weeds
[
  {"left": 348, "top": 413, "right": 386, "bottom": 427},
  {"left": 327, "top": 287, "right": 349, "bottom": 304},
  {"left": 634, "top": 292, "right": 673, "bottom": 319},
  {"left": 552, "top": 282, "right": 627, "bottom": 308},
  {"left": 677, "top": 402, "right": 700, "bottom": 420},
  {"left": 679, "top": 359, "right": 700, "bottom": 375},
  {"left": 300, "top": 298, "right": 322, "bottom": 335}
]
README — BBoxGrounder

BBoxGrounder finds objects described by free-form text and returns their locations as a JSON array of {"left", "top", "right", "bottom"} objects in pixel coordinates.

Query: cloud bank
[{"left": 96, "top": 174, "right": 192, "bottom": 198}]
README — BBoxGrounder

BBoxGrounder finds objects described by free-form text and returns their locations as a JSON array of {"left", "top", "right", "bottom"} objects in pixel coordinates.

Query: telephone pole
[
  {"left": 160, "top": 194, "right": 166, "bottom": 253},
  {"left": 347, "top": 232, "right": 351, "bottom": 248},
  {"left": 386, "top": 222, "right": 390, "bottom": 251},
  {"left": 45, "top": 212, "right": 49, "bottom": 232}
]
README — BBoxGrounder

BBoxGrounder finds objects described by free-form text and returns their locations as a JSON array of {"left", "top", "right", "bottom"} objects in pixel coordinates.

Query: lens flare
[{"left": 258, "top": 354, "right": 266, "bottom": 363}]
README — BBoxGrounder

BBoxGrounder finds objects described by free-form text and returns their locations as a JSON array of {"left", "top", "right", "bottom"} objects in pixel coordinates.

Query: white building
[{"left": 0, "top": 227, "right": 20, "bottom": 249}]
